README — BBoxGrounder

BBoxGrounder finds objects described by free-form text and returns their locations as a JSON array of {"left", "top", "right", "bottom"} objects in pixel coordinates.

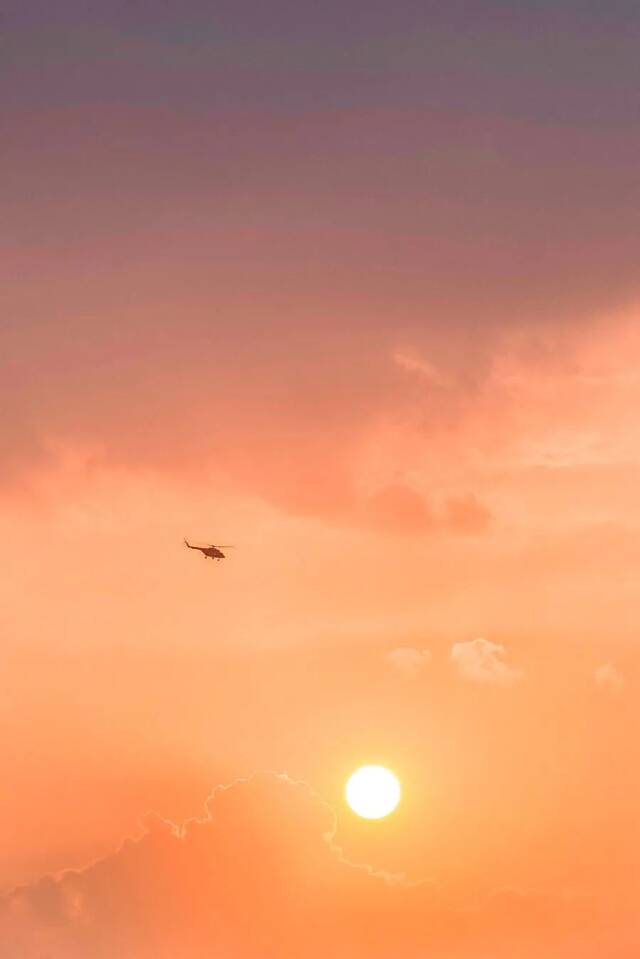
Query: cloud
[
  {"left": 595, "top": 662, "right": 624, "bottom": 692},
  {"left": 0, "top": 772, "right": 608, "bottom": 959},
  {"left": 392, "top": 347, "right": 452, "bottom": 388},
  {"left": 385, "top": 647, "right": 432, "bottom": 678},
  {"left": 362, "top": 484, "right": 492, "bottom": 538},
  {"left": 450, "top": 638, "right": 523, "bottom": 686},
  {"left": 444, "top": 494, "right": 492, "bottom": 535},
  {"left": 364, "top": 483, "right": 435, "bottom": 533}
]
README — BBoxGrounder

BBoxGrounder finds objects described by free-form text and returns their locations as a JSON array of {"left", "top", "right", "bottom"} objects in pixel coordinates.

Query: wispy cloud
[
  {"left": 385, "top": 647, "right": 432, "bottom": 678},
  {"left": 392, "top": 347, "right": 452, "bottom": 388}
]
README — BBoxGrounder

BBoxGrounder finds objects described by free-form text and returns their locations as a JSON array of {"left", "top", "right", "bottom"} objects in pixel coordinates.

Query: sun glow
[{"left": 345, "top": 765, "right": 401, "bottom": 820}]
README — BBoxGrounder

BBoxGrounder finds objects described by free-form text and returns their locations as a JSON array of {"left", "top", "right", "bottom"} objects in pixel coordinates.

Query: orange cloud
[
  {"left": 443, "top": 494, "right": 492, "bottom": 535},
  {"left": 595, "top": 663, "right": 625, "bottom": 692},
  {"left": 1, "top": 773, "right": 622, "bottom": 959},
  {"left": 450, "top": 638, "right": 523, "bottom": 686},
  {"left": 363, "top": 483, "right": 435, "bottom": 533}
]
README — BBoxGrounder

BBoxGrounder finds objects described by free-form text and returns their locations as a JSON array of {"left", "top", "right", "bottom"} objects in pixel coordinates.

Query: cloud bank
[{"left": 1, "top": 772, "right": 619, "bottom": 959}]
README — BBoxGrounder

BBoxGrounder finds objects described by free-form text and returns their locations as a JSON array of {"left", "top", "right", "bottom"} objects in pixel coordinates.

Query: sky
[{"left": 2, "top": 2, "right": 640, "bottom": 956}]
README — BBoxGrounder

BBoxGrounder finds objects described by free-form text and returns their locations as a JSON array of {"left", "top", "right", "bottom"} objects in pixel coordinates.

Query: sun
[{"left": 345, "top": 765, "right": 401, "bottom": 820}]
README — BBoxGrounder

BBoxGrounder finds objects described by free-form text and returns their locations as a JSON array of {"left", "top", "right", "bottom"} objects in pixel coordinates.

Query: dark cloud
[
  {"left": 4, "top": 1, "right": 640, "bottom": 124},
  {"left": 3, "top": 0, "right": 640, "bottom": 520}
]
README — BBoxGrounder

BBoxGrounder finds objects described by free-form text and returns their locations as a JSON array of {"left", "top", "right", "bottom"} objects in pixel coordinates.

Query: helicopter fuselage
[{"left": 184, "top": 539, "right": 227, "bottom": 560}]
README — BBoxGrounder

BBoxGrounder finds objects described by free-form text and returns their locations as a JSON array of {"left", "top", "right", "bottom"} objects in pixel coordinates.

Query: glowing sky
[{"left": 2, "top": 2, "right": 640, "bottom": 956}]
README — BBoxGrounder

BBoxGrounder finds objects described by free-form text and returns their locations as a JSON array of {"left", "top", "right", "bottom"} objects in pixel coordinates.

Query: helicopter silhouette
[{"left": 184, "top": 539, "right": 233, "bottom": 561}]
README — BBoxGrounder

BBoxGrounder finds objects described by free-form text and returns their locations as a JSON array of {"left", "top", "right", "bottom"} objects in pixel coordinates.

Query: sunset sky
[{"left": 2, "top": 2, "right": 640, "bottom": 956}]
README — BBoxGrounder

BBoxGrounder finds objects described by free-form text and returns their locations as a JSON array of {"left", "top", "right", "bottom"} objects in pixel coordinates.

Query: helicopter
[{"left": 184, "top": 539, "right": 233, "bottom": 561}]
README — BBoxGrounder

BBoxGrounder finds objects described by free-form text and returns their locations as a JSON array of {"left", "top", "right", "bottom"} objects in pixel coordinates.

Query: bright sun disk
[{"left": 345, "top": 765, "right": 401, "bottom": 820}]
